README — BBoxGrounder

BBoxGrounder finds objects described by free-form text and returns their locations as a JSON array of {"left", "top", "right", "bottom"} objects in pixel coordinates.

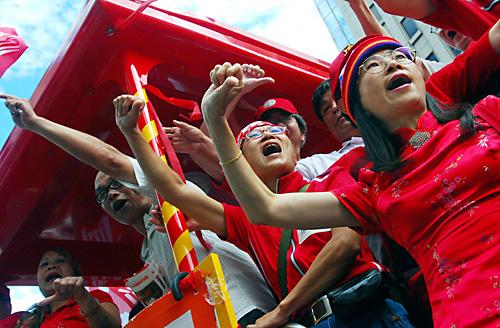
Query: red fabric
[
  {"left": 474, "top": 0, "right": 500, "bottom": 17},
  {"left": 0, "top": 27, "right": 28, "bottom": 78},
  {"left": 224, "top": 164, "right": 382, "bottom": 300},
  {"left": 330, "top": 35, "right": 500, "bottom": 327},
  {"left": 41, "top": 290, "right": 116, "bottom": 328},
  {"left": 0, "top": 312, "right": 22, "bottom": 328},
  {"left": 426, "top": 31, "right": 500, "bottom": 105},
  {"left": 421, "top": 0, "right": 497, "bottom": 41}
]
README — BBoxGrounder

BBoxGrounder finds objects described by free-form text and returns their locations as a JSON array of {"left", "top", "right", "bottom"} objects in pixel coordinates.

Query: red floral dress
[{"left": 332, "top": 96, "right": 500, "bottom": 327}]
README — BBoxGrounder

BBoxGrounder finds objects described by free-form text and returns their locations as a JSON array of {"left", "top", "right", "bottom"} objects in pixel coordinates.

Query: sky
[{"left": 0, "top": 0, "right": 338, "bottom": 315}]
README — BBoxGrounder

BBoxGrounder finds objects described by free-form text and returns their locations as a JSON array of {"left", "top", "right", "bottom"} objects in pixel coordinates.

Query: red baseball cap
[{"left": 255, "top": 98, "right": 298, "bottom": 120}]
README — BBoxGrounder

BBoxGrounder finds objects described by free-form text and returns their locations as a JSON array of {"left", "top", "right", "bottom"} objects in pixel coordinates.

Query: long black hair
[{"left": 352, "top": 91, "right": 477, "bottom": 172}]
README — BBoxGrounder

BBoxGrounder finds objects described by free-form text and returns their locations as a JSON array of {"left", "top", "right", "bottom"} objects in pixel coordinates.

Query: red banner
[{"left": 0, "top": 27, "right": 28, "bottom": 77}]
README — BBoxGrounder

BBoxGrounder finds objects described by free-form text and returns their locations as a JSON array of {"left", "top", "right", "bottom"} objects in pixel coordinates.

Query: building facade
[{"left": 314, "top": 0, "right": 457, "bottom": 63}]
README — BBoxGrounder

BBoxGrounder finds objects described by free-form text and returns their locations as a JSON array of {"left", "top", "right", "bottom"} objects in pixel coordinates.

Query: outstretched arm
[
  {"left": 113, "top": 95, "right": 227, "bottom": 237},
  {"left": 0, "top": 94, "right": 135, "bottom": 183},
  {"left": 250, "top": 228, "right": 360, "bottom": 328},
  {"left": 490, "top": 19, "right": 500, "bottom": 55},
  {"left": 373, "top": 0, "right": 435, "bottom": 20},
  {"left": 201, "top": 63, "right": 359, "bottom": 230},
  {"left": 347, "top": 0, "right": 388, "bottom": 36}
]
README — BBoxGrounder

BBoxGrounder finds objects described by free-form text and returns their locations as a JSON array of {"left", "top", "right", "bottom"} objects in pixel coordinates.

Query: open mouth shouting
[
  {"left": 45, "top": 272, "right": 62, "bottom": 283},
  {"left": 386, "top": 73, "right": 412, "bottom": 92},
  {"left": 112, "top": 199, "right": 127, "bottom": 213},
  {"left": 262, "top": 142, "right": 282, "bottom": 157}
]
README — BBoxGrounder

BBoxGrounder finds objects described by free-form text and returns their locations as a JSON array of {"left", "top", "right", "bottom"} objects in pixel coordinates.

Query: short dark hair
[
  {"left": 261, "top": 110, "right": 308, "bottom": 147},
  {"left": 312, "top": 79, "right": 330, "bottom": 122},
  {"left": 291, "top": 113, "right": 308, "bottom": 146},
  {"left": 41, "top": 248, "right": 83, "bottom": 277},
  {"left": 353, "top": 92, "right": 477, "bottom": 172}
]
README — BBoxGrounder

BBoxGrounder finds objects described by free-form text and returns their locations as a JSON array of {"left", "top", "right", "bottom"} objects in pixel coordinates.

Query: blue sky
[{"left": 1, "top": 0, "right": 336, "bottom": 314}]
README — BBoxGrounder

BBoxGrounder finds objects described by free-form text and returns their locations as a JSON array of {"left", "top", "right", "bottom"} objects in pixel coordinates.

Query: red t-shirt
[
  {"left": 330, "top": 27, "right": 500, "bottom": 328},
  {"left": 224, "top": 164, "right": 382, "bottom": 300},
  {"left": 0, "top": 312, "right": 23, "bottom": 328},
  {"left": 426, "top": 31, "right": 500, "bottom": 106},
  {"left": 41, "top": 290, "right": 115, "bottom": 328},
  {"left": 421, "top": 0, "right": 498, "bottom": 41}
]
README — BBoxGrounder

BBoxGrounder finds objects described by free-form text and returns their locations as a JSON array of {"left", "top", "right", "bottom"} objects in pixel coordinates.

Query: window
[
  {"left": 370, "top": 4, "right": 383, "bottom": 22},
  {"left": 316, "top": 0, "right": 331, "bottom": 17},
  {"left": 324, "top": 14, "right": 340, "bottom": 33},
  {"left": 426, "top": 52, "right": 438, "bottom": 61},
  {"left": 451, "top": 47, "right": 462, "bottom": 56},
  {"left": 401, "top": 18, "right": 419, "bottom": 38},
  {"left": 333, "top": 29, "right": 348, "bottom": 50}
]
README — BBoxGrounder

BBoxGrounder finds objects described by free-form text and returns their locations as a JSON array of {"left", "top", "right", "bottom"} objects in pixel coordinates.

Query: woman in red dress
[
  {"left": 15, "top": 249, "right": 120, "bottom": 328},
  {"left": 200, "top": 22, "right": 500, "bottom": 328}
]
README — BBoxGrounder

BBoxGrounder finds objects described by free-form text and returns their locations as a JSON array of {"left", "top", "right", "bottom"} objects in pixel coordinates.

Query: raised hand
[
  {"left": 164, "top": 120, "right": 206, "bottom": 154},
  {"left": 38, "top": 276, "right": 88, "bottom": 306},
  {"left": 149, "top": 202, "right": 204, "bottom": 232},
  {"left": 0, "top": 93, "right": 39, "bottom": 129},
  {"left": 113, "top": 95, "right": 145, "bottom": 136},
  {"left": 149, "top": 206, "right": 167, "bottom": 233},
  {"left": 238, "top": 63, "right": 276, "bottom": 100},
  {"left": 201, "top": 62, "right": 274, "bottom": 120}
]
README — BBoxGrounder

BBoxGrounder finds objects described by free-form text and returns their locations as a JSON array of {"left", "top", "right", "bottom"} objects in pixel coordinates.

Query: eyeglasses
[
  {"left": 95, "top": 180, "right": 123, "bottom": 204},
  {"left": 239, "top": 125, "right": 287, "bottom": 147},
  {"left": 360, "top": 47, "right": 416, "bottom": 74}
]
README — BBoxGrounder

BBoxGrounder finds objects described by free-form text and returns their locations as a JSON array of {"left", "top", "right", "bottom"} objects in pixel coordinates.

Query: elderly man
[{"left": 1, "top": 94, "right": 276, "bottom": 327}]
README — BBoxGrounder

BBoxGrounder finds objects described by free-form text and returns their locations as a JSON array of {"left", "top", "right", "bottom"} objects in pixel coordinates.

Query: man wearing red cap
[
  {"left": 253, "top": 98, "right": 307, "bottom": 162},
  {"left": 166, "top": 93, "right": 362, "bottom": 184}
]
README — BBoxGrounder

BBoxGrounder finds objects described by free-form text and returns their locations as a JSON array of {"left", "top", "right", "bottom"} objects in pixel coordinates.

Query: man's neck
[{"left": 132, "top": 215, "right": 147, "bottom": 236}]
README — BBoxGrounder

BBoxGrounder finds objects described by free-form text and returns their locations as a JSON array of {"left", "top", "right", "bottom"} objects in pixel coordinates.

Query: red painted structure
[{"left": 0, "top": 0, "right": 334, "bottom": 286}]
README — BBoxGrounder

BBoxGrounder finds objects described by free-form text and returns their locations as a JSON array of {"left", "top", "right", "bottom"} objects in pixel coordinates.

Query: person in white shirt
[{"left": 1, "top": 94, "right": 277, "bottom": 327}]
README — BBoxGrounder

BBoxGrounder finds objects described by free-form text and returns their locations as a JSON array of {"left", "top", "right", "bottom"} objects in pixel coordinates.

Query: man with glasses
[
  {"left": 166, "top": 96, "right": 350, "bottom": 183},
  {"left": 0, "top": 94, "right": 277, "bottom": 327}
]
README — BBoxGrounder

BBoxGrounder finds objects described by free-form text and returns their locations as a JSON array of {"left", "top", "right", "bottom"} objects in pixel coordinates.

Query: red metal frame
[{"left": 0, "top": 0, "right": 333, "bottom": 286}]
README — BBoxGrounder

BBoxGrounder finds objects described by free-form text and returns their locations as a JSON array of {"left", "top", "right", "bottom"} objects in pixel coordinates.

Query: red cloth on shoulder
[
  {"left": 421, "top": 0, "right": 497, "bottom": 40},
  {"left": 0, "top": 312, "right": 23, "bottom": 328},
  {"left": 426, "top": 30, "right": 500, "bottom": 105}
]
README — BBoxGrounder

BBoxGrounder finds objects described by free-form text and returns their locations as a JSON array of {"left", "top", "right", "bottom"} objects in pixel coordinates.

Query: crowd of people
[{"left": 0, "top": 0, "right": 498, "bottom": 327}]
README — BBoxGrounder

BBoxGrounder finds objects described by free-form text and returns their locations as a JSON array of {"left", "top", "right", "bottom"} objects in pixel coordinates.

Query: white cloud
[
  {"left": 155, "top": 0, "right": 338, "bottom": 62},
  {"left": 0, "top": 0, "right": 85, "bottom": 78},
  {"left": 0, "top": 0, "right": 337, "bottom": 80}
]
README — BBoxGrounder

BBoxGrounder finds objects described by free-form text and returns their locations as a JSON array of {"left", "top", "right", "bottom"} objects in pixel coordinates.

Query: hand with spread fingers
[
  {"left": 0, "top": 93, "right": 40, "bottom": 130},
  {"left": 164, "top": 120, "right": 206, "bottom": 154},
  {"left": 113, "top": 95, "right": 145, "bottom": 136}
]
